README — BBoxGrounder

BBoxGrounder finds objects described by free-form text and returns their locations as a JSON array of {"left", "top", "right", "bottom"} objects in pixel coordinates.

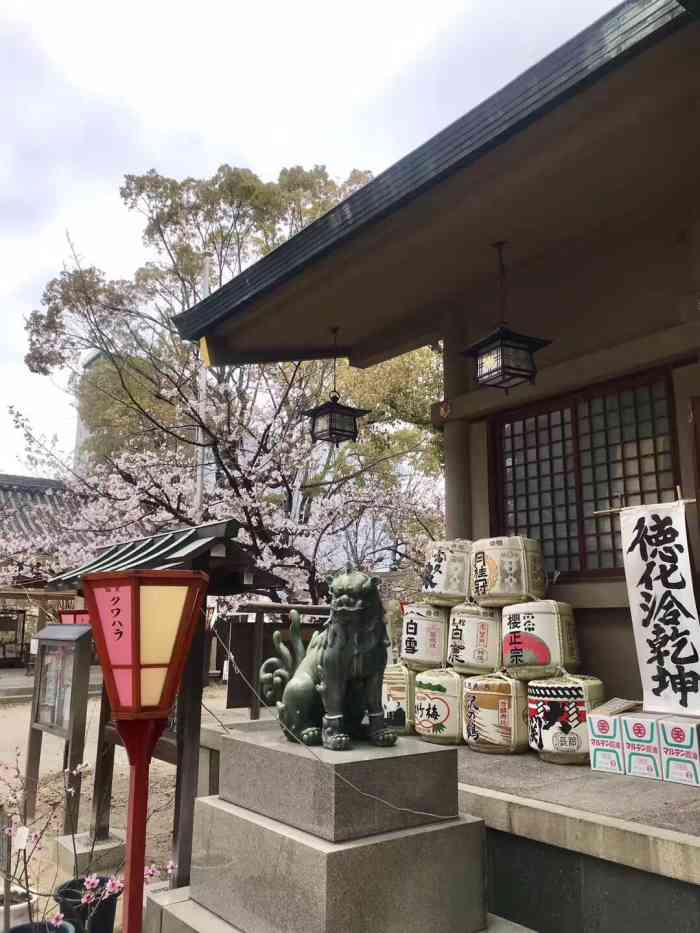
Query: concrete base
[
  {"left": 146, "top": 887, "right": 532, "bottom": 933},
  {"left": 219, "top": 720, "right": 457, "bottom": 841},
  {"left": 190, "top": 794, "right": 485, "bottom": 933},
  {"left": 55, "top": 831, "right": 125, "bottom": 875}
]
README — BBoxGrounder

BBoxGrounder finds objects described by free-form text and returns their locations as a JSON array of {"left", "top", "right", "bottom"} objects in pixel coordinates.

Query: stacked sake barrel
[
  {"left": 465, "top": 536, "right": 603, "bottom": 763},
  {"left": 396, "top": 540, "right": 471, "bottom": 743}
]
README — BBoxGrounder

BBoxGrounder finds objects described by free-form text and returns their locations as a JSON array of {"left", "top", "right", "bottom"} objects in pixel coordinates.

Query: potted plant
[
  {"left": 0, "top": 885, "right": 39, "bottom": 927},
  {"left": 0, "top": 759, "right": 119, "bottom": 932}
]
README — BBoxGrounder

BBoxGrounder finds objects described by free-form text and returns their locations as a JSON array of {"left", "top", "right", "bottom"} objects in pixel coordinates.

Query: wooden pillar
[
  {"left": 443, "top": 314, "right": 473, "bottom": 540},
  {"left": 249, "top": 612, "right": 264, "bottom": 720},
  {"left": 171, "top": 616, "right": 206, "bottom": 888},
  {"left": 90, "top": 686, "right": 115, "bottom": 841}
]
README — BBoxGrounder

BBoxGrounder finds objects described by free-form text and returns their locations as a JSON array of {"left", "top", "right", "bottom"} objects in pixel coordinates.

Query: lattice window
[{"left": 494, "top": 373, "right": 677, "bottom": 575}]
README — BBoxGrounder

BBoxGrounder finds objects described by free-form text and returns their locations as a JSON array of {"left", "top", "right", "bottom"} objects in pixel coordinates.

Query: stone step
[
  {"left": 190, "top": 794, "right": 485, "bottom": 933},
  {"left": 146, "top": 889, "right": 536, "bottom": 933}
]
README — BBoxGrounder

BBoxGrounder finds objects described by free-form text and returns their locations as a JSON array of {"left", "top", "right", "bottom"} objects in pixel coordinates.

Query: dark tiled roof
[
  {"left": 174, "top": 0, "right": 692, "bottom": 343},
  {"left": 0, "top": 474, "right": 67, "bottom": 539}
]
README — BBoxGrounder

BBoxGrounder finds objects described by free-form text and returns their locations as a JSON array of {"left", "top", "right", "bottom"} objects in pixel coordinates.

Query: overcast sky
[{"left": 1, "top": 0, "right": 622, "bottom": 475}]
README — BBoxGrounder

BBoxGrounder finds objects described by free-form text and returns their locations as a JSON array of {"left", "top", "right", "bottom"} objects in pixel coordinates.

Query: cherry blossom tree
[{"left": 5, "top": 165, "right": 444, "bottom": 600}]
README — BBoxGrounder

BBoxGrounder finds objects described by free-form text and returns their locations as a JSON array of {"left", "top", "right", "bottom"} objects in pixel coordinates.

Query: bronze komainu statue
[{"left": 260, "top": 570, "right": 398, "bottom": 751}]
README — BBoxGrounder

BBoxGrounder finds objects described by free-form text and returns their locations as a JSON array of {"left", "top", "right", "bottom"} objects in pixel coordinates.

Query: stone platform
[
  {"left": 157, "top": 721, "right": 487, "bottom": 933},
  {"left": 218, "top": 720, "right": 457, "bottom": 840}
]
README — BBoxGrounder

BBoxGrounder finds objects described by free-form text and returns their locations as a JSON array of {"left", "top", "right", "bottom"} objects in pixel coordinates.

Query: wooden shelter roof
[{"left": 49, "top": 518, "right": 281, "bottom": 596}]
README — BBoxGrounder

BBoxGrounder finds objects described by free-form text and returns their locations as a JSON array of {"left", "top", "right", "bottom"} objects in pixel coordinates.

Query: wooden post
[
  {"left": 62, "top": 634, "right": 91, "bottom": 835},
  {"left": 24, "top": 653, "right": 43, "bottom": 822},
  {"left": 250, "top": 612, "right": 264, "bottom": 720},
  {"left": 90, "top": 685, "right": 115, "bottom": 841},
  {"left": 443, "top": 314, "right": 474, "bottom": 539},
  {"left": 170, "top": 616, "right": 206, "bottom": 888}
]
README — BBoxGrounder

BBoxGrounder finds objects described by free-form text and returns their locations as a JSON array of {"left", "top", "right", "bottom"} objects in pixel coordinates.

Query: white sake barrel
[
  {"left": 448, "top": 603, "right": 501, "bottom": 673},
  {"left": 421, "top": 539, "right": 472, "bottom": 606},
  {"left": 414, "top": 668, "right": 464, "bottom": 745},
  {"left": 382, "top": 663, "right": 416, "bottom": 734},
  {"left": 528, "top": 674, "right": 605, "bottom": 764},
  {"left": 463, "top": 673, "right": 529, "bottom": 754},
  {"left": 400, "top": 603, "right": 449, "bottom": 672},
  {"left": 502, "top": 600, "right": 579, "bottom": 680},
  {"left": 471, "top": 536, "right": 545, "bottom": 607}
]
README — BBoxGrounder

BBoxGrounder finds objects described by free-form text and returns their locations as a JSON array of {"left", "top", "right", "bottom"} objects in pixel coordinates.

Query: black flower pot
[
  {"left": 54, "top": 879, "right": 119, "bottom": 933},
  {"left": 11, "top": 923, "right": 75, "bottom": 932}
]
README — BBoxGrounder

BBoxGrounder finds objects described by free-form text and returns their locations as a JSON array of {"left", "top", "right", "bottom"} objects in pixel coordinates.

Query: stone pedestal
[
  {"left": 55, "top": 831, "right": 125, "bottom": 875},
  {"left": 158, "top": 721, "right": 486, "bottom": 933},
  {"left": 218, "top": 721, "right": 458, "bottom": 841}
]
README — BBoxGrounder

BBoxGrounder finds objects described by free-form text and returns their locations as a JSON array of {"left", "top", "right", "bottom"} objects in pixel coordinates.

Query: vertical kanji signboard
[{"left": 621, "top": 501, "right": 700, "bottom": 715}]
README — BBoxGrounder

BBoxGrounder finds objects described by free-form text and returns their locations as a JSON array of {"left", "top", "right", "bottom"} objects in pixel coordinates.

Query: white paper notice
[{"left": 621, "top": 501, "right": 700, "bottom": 715}]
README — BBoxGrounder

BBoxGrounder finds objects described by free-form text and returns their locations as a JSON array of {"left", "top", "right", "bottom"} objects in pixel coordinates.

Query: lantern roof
[
  {"left": 48, "top": 517, "right": 283, "bottom": 596},
  {"left": 302, "top": 397, "right": 371, "bottom": 418},
  {"left": 462, "top": 325, "right": 551, "bottom": 357}
]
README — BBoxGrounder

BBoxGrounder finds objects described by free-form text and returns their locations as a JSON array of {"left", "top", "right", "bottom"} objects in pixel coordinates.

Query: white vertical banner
[{"left": 621, "top": 501, "right": 700, "bottom": 715}]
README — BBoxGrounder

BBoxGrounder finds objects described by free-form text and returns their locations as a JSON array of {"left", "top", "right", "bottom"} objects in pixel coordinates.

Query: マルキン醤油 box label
[
  {"left": 622, "top": 712, "right": 664, "bottom": 780},
  {"left": 589, "top": 699, "right": 641, "bottom": 774},
  {"left": 659, "top": 717, "right": 700, "bottom": 786}
]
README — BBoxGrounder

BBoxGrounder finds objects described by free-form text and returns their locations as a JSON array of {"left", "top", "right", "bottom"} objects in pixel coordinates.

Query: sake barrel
[
  {"left": 502, "top": 600, "right": 579, "bottom": 680},
  {"left": 528, "top": 674, "right": 605, "bottom": 764},
  {"left": 421, "top": 539, "right": 472, "bottom": 606},
  {"left": 463, "top": 673, "right": 529, "bottom": 753},
  {"left": 382, "top": 663, "right": 416, "bottom": 734},
  {"left": 448, "top": 603, "right": 501, "bottom": 673},
  {"left": 414, "top": 668, "right": 464, "bottom": 745},
  {"left": 471, "top": 536, "right": 545, "bottom": 607},
  {"left": 400, "top": 603, "right": 449, "bottom": 672}
]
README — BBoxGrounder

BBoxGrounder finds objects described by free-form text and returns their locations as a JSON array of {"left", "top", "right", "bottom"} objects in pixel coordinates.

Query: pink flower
[
  {"left": 143, "top": 864, "right": 160, "bottom": 881},
  {"left": 83, "top": 873, "right": 100, "bottom": 891},
  {"left": 50, "top": 912, "right": 64, "bottom": 927},
  {"left": 166, "top": 860, "right": 176, "bottom": 877},
  {"left": 81, "top": 892, "right": 95, "bottom": 905},
  {"left": 105, "top": 876, "right": 123, "bottom": 895}
]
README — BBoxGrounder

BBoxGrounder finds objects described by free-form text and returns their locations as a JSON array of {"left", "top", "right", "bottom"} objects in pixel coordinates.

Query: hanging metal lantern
[
  {"left": 303, "top": 327, "right": 370, "bottom": 446},
  {"left": 463, "top": 243, "right": 550, "bottom": 392}
]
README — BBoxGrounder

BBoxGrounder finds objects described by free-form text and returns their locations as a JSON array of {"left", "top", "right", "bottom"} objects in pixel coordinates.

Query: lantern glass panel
[
  {"left": 503, "top": 344, "right": 534, "bottom": 374},
  {"left": 332, "top": 412, "right": 356, "bottom": 436},
  {"left": 92, "top": 584, "right": 134, "bottom": 667},
  {"left": 477, "top": 346, "right": 502, "bottom": 381},
  {"left": 139, "top": 585, "right": 188, "bottom": 665},
  {"left": 314, "top": 414, "right": 330, "bottom": 437},
  {"left": 141, "top": 667, "right": 168, "bottom": 706},
  {"left": 114, "top": 669, "right": 134, "bottom": 706}
]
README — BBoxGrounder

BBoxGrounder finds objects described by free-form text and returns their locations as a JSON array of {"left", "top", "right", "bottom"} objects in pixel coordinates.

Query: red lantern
[{"left": 82, "top": 570, "right": 208, "bottom": 933}]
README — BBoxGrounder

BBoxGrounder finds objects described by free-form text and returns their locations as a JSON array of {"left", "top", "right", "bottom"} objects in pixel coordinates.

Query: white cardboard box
[
  {"left": 621, "top": 711, "right": 664, "bottom": 780},
  {"left": 659, "top": 716, "right": 700, "bottom": 786},
  {"left": 589, "top": 698, "right": 641, "bottom": 775}
]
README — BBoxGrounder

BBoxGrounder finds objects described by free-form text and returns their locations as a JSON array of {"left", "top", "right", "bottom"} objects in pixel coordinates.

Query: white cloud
[{"left": 0, "top": 0, "right": 621, "bottom": 473}]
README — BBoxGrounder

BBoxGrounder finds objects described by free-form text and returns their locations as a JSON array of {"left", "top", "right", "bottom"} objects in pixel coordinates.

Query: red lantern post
[{"left": 82, "top": 570, "right": 208, "bottom": 933}]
